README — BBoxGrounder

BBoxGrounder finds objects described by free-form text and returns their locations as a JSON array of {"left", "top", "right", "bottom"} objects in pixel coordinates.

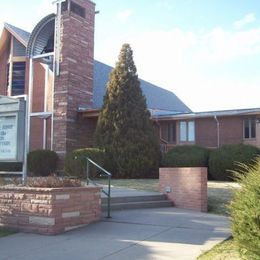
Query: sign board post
[{"left": 0, "top": 95, "right": 28, "bottom": 182}]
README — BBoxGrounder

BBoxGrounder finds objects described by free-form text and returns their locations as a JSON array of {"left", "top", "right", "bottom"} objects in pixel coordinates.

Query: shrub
[
  {"left": 95, "top": 44, "right": 160, "bottom": 178},
  {"left": 27, "top": 150, "right": 59, "bottom": 177},
  {"left": 229, "top": 157, "right": 260, "bottom": 259},
  {"left": 64, "top": 148, "right": 105, "bottom": 178},
  {"left": 162, "top": 145, "right": 209, "bottom": 167},
  {"left": 209, "top": 144, "right": 260, "bottom": 181}
]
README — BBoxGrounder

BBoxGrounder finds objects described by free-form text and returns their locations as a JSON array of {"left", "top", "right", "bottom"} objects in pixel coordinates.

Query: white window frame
[
  {"left": 180, "top": 121, "right": 195, "bottom": 142},
  {"left": 244, "top": 118, "right": 256, "bottom": 139}
]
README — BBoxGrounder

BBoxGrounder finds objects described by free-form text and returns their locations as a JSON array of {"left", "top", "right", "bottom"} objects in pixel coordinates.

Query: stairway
[{"left": 102, "top": 194, "right": 173, "bottom": 211}]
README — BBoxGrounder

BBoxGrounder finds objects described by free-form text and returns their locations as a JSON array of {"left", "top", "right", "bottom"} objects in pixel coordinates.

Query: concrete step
[
  {"left": 102, "top": 199, "right": 173, "bottom": 211},
  {"left": 101, "top": 194, "right": 167, "bottom": 204},
  {"left": 102, "top": 194, "right": 172, "bottom": 211}
]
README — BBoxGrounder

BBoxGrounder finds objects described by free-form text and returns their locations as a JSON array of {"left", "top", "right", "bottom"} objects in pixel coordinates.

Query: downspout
[{"left": 214, "top": 115, "right": 220, "bottom": 148}]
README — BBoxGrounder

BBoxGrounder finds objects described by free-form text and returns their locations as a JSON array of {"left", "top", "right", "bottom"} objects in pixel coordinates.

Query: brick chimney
[{"left": 53, "top": 0, "right": 95, "bottom": 159}]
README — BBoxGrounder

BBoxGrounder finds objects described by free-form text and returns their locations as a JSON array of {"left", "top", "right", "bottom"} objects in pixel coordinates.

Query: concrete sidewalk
[{"left": 0, "top": 207, "right": 230, "bottom": 260}]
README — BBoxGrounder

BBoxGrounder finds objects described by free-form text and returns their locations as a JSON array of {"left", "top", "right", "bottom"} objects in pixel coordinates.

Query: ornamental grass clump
[{"left": 229, "top": 157, "right": 260, "bottom": 259}]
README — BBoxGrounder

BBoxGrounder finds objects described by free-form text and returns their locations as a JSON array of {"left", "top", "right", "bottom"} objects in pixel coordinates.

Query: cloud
[
  {"left": 116, "top": 10, "right": 133, "bottom": 22},
  {"left": 95, "top": 24, "right": 260, "bottom": 111},
  {"left": 38, "top": 0, "right": 56, "bottom": 17},
  {"left": 233, "top": 13, "right": 256, "bottom": 30},
  {"left": 197, "top": 27, "right": 260, "bottom": 63}
]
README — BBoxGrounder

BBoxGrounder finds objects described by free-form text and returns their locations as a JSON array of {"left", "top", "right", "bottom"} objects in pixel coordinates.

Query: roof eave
[
  {"left": 78, "top": 109, "right": 100, "bottom": 118},
  {"left": 4, "top": 23, "right": 27, "bottom": 47},
  {"left": 153, "top": 108, "right": 260, "bottom": 121},
  {"left": 0, "top": 28, "right": 10, "bottom": 56}
]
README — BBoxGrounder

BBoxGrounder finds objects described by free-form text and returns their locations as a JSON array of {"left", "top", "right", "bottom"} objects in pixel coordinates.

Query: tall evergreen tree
[{"left": 95, "top": 44, "right": 160, "bottom": 178}]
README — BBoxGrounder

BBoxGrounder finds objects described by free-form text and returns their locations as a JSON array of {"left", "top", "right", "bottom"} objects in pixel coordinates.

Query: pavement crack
[{"left": 99, "top": 226, "right": 174, "bottom": 260}]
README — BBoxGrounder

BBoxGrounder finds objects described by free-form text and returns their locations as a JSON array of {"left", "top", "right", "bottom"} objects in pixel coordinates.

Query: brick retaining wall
[
  {"left": 0, "top": 186, "right": 101, "bottom": 235},
  {"left": 159, "top": 167, "right": 207, "bottom": 212}
]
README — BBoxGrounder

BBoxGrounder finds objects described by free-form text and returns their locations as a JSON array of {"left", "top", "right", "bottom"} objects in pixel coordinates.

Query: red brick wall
[
  {"left": 0, "top": 47, "right": 9, "bottom": 95},
  {"left": 195, "top": 118, "right": 218, "bottom": 148},
  {"left": 0, "top": 186, "right": 101, "bottom": 235},
  {"left": 159, "top": 167, "right": 208, "bottom": 212},
  {"left": 32, "top": 62, "right": 45, "bottom": 113},
  {"left": 53, "top": 0, "right": 95, "bottom": 159},
  {"left": 218, "top": 116, "right": 243, "bottom": 146},
  {"left": 195, "top": 116, "right": 243, "bottom": 148},
  {"left": 30, "top": 118, "right": 44, "bottom": 151}
]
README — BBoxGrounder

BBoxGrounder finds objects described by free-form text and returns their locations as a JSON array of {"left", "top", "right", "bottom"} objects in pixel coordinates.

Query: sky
[{"left": 0, "top": 0, "right": 260, "bottom": 112}]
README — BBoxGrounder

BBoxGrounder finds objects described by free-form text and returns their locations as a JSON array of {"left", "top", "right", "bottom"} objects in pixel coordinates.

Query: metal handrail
[{"left": 75, "top": 156, "right": 112, "bottom": 218}]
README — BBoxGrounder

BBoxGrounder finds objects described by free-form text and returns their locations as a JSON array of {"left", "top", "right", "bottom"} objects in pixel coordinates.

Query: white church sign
[
  {"left": 0, "top": 115, "right": 17, "bottom": 160},
  {"left": 0, "top": 96, "right": 26, "bottom": 162}
]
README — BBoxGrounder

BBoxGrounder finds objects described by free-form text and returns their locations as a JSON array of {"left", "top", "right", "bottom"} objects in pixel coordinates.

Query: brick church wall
[{"left": 53, "top": 0, "right": 96, "bottom": 160}]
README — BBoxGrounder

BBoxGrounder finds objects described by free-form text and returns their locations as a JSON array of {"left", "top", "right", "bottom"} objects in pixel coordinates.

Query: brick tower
[{"left": 53, "top": 0, "right": 95, "bottom": 159}]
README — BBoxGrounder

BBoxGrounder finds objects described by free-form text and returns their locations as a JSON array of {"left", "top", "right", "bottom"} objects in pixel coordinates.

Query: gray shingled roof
[
  {"left": 93, "top": 61, "right": 191, "bottom": 112},
  {"left": 4, "top": 23, "right": 30, "bottom": 45},
  {"left": 152, "top": 107, "right": 260, "bottom": 120},
  {"left": 4, "top": 23, "right": 192, "bottom": 113}
]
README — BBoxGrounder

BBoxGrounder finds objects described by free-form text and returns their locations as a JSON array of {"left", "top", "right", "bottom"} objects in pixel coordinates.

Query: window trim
[
  {"left": 160, "top": 121, "right": 176, "bottom": 144},
  {"left": 179, "top": 120, "right": 195, "bottom": 142},
  {"left": 7, "top": 61, "right": 26, "bottom": 96},
  {"left": 243, "top": 118, "right": 256, "bottom": 139}
]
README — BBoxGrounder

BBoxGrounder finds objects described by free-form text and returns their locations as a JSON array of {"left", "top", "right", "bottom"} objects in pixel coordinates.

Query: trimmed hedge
[
  {"left": 64, "top": 148, "right": 105, "bottom": 178},
  {"left": 27, "top": 150, "right": 59, "bottom": 177},
  {"left": 162, "top": 145, "right": 209, "bottom": 167},
  {"left": 229, "top": 157, "right": 260, "bottom": 259},
  {"left": 209, "top": 144, "right": 260, "bottom": 181}
]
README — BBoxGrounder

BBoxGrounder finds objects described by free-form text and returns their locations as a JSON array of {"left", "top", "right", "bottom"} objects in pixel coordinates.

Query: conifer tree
[{"left": 95, "top": 44, "right": 160, "bottom": 178}]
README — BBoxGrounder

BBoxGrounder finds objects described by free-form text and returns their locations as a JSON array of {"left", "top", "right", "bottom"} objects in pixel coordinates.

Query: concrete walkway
[{"left": 0, "top": 207, "right": 230, "bottom": 260}]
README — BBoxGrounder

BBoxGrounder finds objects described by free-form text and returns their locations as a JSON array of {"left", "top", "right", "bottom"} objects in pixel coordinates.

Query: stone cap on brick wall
[{"left": 0, "top": 186, "right": 102, "bottom": 192}]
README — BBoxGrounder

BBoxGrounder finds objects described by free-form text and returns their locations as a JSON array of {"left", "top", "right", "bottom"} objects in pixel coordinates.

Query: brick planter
[
  {"left": 0, "top": 186, "right": 102, "bottom": 235},
  {"left": 159, "top": 167, "right": 208, "bottom": 212}
]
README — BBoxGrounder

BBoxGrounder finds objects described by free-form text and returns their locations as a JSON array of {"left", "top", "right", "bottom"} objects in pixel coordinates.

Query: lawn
[
  {"left": 207, "top": 181, "right": 239, "bottom": 215},
  {"left": 95, "top": 178, "right": 239, "bottom": 215},
  {"left": 197, "top": 237, "right": 241, "bottom": 260},
  {"left": 0, "top": 228, "right": 15, "bottom": 237}
]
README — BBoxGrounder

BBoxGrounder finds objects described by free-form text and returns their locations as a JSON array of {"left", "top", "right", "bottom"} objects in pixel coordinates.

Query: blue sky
[{"left": 1, "top": 0, "right": 260, "bottom": 111}]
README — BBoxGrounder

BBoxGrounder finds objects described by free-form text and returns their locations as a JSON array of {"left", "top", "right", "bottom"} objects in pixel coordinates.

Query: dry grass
[
  {"left": 0, "top": 228, "right": 15, "bottom": 237},
  {"left": 197, "top": 237, "right": 241, "bottom": 260},
  {"left": 207, "top": 181, "right": 239, "bottom": 215}
]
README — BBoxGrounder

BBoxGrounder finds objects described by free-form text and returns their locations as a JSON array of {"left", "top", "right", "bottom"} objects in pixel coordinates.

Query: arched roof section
[{"left": 26, "top": 14, "right": 56, "bottom": 57}]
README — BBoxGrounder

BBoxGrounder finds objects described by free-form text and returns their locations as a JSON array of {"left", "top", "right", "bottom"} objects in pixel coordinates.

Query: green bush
[
  {"left": 209, "top": 144, "right": 260, "bottom": 181},
  {"left": 27, "top": 150, "right": 59, "bottom": 177},
  {"left": 162, "top": 145, "right": 209, "bottom": 167},
  {"left": 229, "top": 157, "right": 260, "bottom": 259},
  {"left": 64, "top": 148, "right": 105, "bottom": 178}
]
